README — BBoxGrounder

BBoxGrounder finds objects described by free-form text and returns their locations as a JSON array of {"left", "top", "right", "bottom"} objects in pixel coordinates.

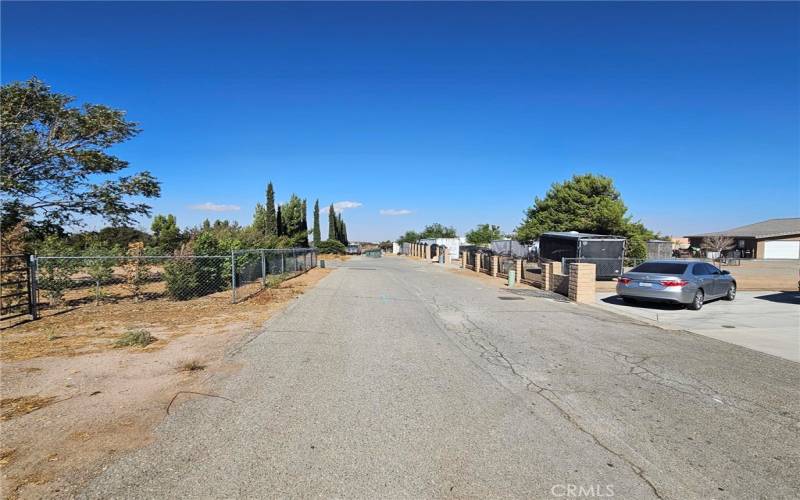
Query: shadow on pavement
[
  {"left": 753, "top": 291, "right": 800, "bottom": 305},
  {"left": 600, "top": 294, "right": 686, "bottom": 311}
]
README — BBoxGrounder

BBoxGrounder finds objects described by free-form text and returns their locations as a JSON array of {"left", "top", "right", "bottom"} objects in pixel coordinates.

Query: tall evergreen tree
[
  {"left": 300, "top": 199, "right": 310, "bottom": 247},
  {"left": 312, "top": 200, "right": 321, "bottom": 246},
  {"left": 265, "top": 182, "right": 277, "bottom": 236},
  {"left": 328, "top": 204, "right": 337, "bottom": 241},
  {"left": 276, "top": 205, "right": 284, "bottom": 236}
]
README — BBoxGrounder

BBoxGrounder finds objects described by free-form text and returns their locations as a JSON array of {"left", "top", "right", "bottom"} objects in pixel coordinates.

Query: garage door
[{"left": 763, "top": 240, "right": 800, "bottom": 259}]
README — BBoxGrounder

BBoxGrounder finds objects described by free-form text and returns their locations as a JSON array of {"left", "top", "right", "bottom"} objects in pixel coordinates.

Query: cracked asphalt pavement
[{"left": 83, "top": 256, "right": 800, "bottom": 499}]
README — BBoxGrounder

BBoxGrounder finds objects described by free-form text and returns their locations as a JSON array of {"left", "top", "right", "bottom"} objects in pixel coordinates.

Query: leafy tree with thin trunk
[
  {"left": 312, "top": 200, "right": 321, "bottom": 246},
  {"left": 1, "top": 77, "right": 160, "bottom": 232},
  {"left": 420, "top": 223, "right": 457, "bottom": 239},
  {"left": 465, "top": 224, "right": 502, "bottom": 245},
  {"left": 265, "top": 182, "right": 277, "bottom": 236},
  {"left": 151, "top": 214, "right": 182, "bottom": 253}
]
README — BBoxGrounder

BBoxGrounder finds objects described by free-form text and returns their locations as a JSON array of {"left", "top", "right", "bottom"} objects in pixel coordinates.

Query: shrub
[
  {"left": 121, "top": 242, "right": 150, "bottom": 301},
  {"left": 316, "top": 239, "right": 346, "bottom": 254},
  {"left": 37, "top": 236, "right": 78, "bottom": 307},
  {"left": 114, "top": 329, "right": 155, "bottom": 348}
]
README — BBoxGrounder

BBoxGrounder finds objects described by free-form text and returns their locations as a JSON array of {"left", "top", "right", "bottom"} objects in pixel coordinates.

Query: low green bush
[{"left": 316, "top": 239, "right": 346, "bottom": 254}]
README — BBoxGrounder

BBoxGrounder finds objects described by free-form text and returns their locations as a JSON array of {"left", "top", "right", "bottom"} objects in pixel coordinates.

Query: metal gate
[{"left": 1, "top": 254, "right": 37, "bottom": 321}]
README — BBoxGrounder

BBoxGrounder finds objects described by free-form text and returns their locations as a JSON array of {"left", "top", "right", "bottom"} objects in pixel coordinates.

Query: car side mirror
[{"left": 721, "top": 270, "right": 730, "bottom": 275}]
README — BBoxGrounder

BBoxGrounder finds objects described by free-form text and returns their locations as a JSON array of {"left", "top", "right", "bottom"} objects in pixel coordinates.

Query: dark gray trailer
[{"left": 538, "top": 232, "right": 626, "bottom": 278}]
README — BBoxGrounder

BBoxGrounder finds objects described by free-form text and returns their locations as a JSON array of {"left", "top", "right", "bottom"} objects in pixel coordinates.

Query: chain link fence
[
  {"left": 30, "top": 247, "right": 317, "bottom": 311},
  {"left": 232, "top": 249, "right": 317, "bottom": 302}
]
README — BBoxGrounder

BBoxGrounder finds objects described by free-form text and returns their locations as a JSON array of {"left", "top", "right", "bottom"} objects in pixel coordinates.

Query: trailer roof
[{"left": 541, "top": 231, "right": 625, "bottom": 241}]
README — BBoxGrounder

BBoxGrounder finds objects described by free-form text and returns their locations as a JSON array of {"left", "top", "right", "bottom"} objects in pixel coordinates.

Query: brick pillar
[
  {"left": 444, "top": 247, "right": 452, "bottom": 264},
  {"left": 491, "top": 255, "right": 499, "bottom": 277},
  {"left": 542, "top": 262, "right": 552, "bottom": 291},
  {"left": 413, "top": 243, "right": 418, "bottom": 257},
  {"left": 424, "top": 244, "right": 431, "bottom": 260},
  {"left": 461, "top": 251, "right": 467, "bottom": 268},
  {"left": 515, "top": 259, "right": 523, "bottom": 284},
  {"left": 475, "top": 252, "right": 481, "bottom": 273},
  {"left": 569, "top": 263, "right": 596, "bottom": 303}
]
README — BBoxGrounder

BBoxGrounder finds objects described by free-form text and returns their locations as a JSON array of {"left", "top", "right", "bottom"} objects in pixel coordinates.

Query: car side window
[
  {"left": 691, "top": 264, "right": 706, "bottom": 276},
  {"left": 707, "top": 264, "right": 721, "bottom": 275}
]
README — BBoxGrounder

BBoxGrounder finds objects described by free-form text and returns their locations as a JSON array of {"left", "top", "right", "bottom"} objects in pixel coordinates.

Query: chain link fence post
[
  {"left": 231, "top": 250, "right": 237, "bottom": 304},
  {"left": 260, "top": 249, "right": 266, "bottom": 288},
  {"left": 28, "top": 254, "right": 39, "bottom": 320}
]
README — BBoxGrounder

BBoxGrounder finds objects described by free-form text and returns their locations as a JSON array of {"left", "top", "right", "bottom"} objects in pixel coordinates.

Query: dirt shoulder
[{"left": 0, "top": 267, "right": 333, "bottom": 499}]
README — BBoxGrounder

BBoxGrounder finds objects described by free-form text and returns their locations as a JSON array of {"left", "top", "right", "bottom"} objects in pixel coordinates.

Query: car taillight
[
  {"left": 660, "top": 280, "right": 688, "bottom": 287},
  {"left": 619, "top": 277, "right": 631, "bottom": 285}
]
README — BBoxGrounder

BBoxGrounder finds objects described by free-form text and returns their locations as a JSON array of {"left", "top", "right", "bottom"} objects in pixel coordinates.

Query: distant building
[{"left": 687, "top": 218, "right": 800, "bottom": 259}]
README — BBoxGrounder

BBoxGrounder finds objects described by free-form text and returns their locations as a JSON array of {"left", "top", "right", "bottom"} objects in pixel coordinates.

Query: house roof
[{"left": 687, "top": 218, "right": 800, "bottom": 239}]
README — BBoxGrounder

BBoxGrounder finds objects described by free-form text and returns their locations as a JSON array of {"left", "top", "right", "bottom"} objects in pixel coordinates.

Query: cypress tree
[
  {"left": 265, "top": 182, "right": 277, "bottom": 236},
  {"left": 276, "top": 205, "right": 284, "bottom": 236},
  {"left": 328, "top": 204, "right": 337, "bottom": 241},
  {"left": 301, "top": 199, "right": 309, "bottom": 247},
  {"left": 312, "top": 200, "right": 321, "bottom": 246}
]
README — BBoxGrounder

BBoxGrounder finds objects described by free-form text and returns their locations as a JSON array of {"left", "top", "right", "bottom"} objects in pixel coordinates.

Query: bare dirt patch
[{"left": 0, "top": 267, "right": 332, "bottom": 499}]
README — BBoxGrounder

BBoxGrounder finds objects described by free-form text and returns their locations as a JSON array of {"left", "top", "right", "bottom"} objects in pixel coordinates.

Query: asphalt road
[{"left": 83, "top": 256, "right": 800, "bottom": 499}]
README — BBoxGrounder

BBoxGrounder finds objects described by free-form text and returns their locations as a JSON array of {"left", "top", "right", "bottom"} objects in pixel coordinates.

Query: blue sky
[{"left": 3, "top": 1, "right": 798, "bottom": 241}]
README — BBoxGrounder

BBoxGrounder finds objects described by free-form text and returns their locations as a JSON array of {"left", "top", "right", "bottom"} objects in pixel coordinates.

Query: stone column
[
  {"left": 491, "top": 255, "right": 499, "bottom": 277},
  {"left": 461, "top": 251, "right": 467, "bottom": 268},
  {"left": 515, "top": 259, "right": 523, "bottom": 284},
  {"left": 569, "top": 263, "right": 596, "bottom": 303},
  {"left": 424, "top": 244, "right": 431, "bottom": 260},
  {"left": 475, "top": 252, "right": 482, "bottom": 273},
  {"left": 444, "top": 247, "right": 452, "bottom": 264}
]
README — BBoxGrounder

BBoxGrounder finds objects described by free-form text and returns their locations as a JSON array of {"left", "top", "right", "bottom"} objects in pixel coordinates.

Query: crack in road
[{"left": 392, "top": 269, "right": 667, "bottom": 499}]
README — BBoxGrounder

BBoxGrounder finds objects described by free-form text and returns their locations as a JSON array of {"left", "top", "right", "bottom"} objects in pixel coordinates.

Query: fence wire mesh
[
  {"left": 31, "top": 247, "right": 317, "bottom": 311},
  {"left": 232, "top": 249, "right": 317, "bottom": 302}
]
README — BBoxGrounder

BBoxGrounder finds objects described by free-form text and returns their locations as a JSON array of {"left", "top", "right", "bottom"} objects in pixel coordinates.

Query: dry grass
[
  {"left": 0, "top": 267, "right": 333, "bottom": 362},
  {"left": 1, "top": 267, "right": 334, "bottom": 499},
  {"left": 317, "top": 253, "right": 350, "bottom": 261},
  {"left": 1, "top": 395, "right": 57, "bottom": 421},
  {"left": 113, "top": 329, "right": 155, "bottom": 348},
  {"left": 176, "top": 358, "right": 206, "bottom": 372}
]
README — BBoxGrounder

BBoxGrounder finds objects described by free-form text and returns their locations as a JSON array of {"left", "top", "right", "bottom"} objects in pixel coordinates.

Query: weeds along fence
[
  {"left": 29, "top": 248, "right": 317, "bottom": 314},
  {"left": 231, "top": 248, "right": 316, "bottom": 302}
]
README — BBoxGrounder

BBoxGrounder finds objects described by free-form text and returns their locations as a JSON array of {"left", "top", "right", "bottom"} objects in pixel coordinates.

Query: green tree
[
  {"left": 1, "top": 77, "right": 160, "bottom": 231},
  {"left": 465, "top": 224, "right": 503, "bottom": 245},
  {"left": 317, "top": 239, "right": 347, "bottom": 255},
  {"left": 516, "top": 173, "right": 658, "bottom": 258},
  {"left": 265, "top": 182, "right": 277, "bottom": 236},
  {"left": 420, "top": 223, "right": 457, "bottom": 239},
  {"left": 328, "top": 204, "right": 337, "bottom": 241},
  {"left": 276, "top": 205, "right": 284, "bottom": 236},
  {"left": 151, "top": 214, "right": 181, "bottom": 253},
  {"left": 252, "top": 203, "right": 267, "bottom": 236},
  {"left": 278, "top": 194, "right": 308, "bottom": 246},
  {"left": 83, "top": 241, "right": 116, "bottom": 304},
  {"left": 312, "top": 199, "right": 321, "bottom": 246},
  {"left": 397, "top": 230, "right": 421, "bottom": 244}
]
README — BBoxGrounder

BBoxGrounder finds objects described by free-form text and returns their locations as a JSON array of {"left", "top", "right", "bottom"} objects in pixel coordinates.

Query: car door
[
  {"left": 706, "top": 263, "right": 725, "bottom": 296},
  {"left": 691, "top": 263, "right": 714, "bottom": 295}
]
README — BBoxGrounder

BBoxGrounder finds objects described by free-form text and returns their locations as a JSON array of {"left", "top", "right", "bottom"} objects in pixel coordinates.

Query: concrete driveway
[
  {"left": 83, "top": 256, "right": 799, "bottom": 499},
  {"left": 596, "top": 291, "right": 800, "bottom": 362}
]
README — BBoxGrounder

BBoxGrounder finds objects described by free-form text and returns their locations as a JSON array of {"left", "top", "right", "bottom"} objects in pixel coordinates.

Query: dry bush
[
  {"left": 113, "top": 329, "right": 155, "bottom": 348},
  {"left": 176, "top": 358, "right": 206, "bottom": 372}
]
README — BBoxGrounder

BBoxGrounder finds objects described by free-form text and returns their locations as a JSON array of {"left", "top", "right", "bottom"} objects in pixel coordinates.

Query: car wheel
[
  {"left": 723, "top": 283, "right": 736, "bottom": 301},
  {"left": 687, "top": 289, "right": 704, "bottom": 310},
  {"left": 622, "top": 297, "right": 637, "bottom": 305}
]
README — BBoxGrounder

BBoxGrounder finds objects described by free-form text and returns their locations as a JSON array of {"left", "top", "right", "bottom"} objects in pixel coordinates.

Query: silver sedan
[{"left": 616, "top": 260, "right": 736, "bottom": 310}]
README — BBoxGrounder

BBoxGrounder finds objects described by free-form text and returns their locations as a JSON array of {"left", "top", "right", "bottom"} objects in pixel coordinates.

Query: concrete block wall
[{"left": 568, "top": 263, "right": 596, "bottom": 303}]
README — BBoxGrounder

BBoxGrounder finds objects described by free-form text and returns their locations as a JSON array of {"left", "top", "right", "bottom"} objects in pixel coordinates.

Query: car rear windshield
[{"left": 630, "top": 262, "right": 688, "bottom": 275}]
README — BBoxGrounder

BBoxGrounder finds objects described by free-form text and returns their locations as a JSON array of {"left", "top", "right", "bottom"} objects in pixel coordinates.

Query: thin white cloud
[
  {"left": 189, "top": 202, "right": 241, "bottom": 212},
  {"left": 333, "top": 201, "right": 363, "bottom": 213},
  {"left": 380, "top": 209, "right": 412, "bottom": 216}
]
